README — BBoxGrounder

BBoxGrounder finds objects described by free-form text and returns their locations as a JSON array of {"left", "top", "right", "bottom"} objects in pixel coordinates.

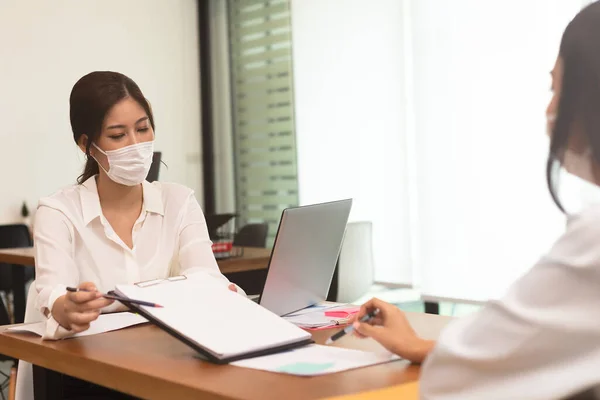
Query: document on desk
[
  {"left": 283, "top": 303, "right": 360, "bottom": 330},
  {"left": 114, "top": 274, "right": 313, "bottom": 364},
  {"left": 7, "top": 312, "right": 147, "bottom": 338},
  {"left": 232, "top": 344, "right": 400, "bottom": 376}
]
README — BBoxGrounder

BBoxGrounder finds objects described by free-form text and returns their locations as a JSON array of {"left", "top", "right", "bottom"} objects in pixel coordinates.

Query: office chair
[
  {"left": 146, "top": 151, "right": 162, "bottom": 182},
  {"left": 335, "top": 221, "right": 375, "bottom": 303},
  {"left": 233, "top": 223, "right": 269, "bottom": 248},
  {"left": 0, "top": 224, "right": 34, "bottom": 323},
  {"left": 205, "top": 214, "right": 237, "bottom": 241}
]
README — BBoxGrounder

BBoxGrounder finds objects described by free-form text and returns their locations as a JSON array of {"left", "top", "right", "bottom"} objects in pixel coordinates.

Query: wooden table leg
[{"left": 8, "top": 367, "right": 16, "bottom": 400}]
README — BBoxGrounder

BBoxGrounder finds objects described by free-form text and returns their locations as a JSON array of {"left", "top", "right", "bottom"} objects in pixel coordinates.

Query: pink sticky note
[{"left": 325, "top": 306, "right": 360, "bottom": 318}]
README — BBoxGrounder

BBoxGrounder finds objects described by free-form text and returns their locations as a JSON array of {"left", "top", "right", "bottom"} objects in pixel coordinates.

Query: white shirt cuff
[
  {"left": 37, "top": 283, "right": 67, "bottom": 317},
  {"left": 39, "top": 284, "right": 75, "bottom": 340},
  {"left": 43, "top": 315, "right": 74, "bottom": 340}
]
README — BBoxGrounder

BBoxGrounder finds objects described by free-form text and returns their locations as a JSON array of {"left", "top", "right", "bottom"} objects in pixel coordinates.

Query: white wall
[
  {"left": 291, "top": 0, "right": 415, "bottom": 284},
  {"left": 0, "top": 0, "right": 203, "bottom": 224}
]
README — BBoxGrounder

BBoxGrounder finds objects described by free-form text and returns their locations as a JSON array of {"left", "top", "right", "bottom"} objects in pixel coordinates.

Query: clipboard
[{"left": 114, "top": 276, "right": 314, "bottom": 364}]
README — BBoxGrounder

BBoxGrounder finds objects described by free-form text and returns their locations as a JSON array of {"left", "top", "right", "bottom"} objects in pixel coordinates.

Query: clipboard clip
[{"left": 135, "top": 275, "right": 187, "bottom": 288}]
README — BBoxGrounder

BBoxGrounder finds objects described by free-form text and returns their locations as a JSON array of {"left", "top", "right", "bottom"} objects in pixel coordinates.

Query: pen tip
[{"left": 156, "top": 304, "right": 164, "bottom": 308}]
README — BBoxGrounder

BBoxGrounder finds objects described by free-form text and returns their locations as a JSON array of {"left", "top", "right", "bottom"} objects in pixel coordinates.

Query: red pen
[{"left": 66, "top": 287, "right": 163, "bottom": 308}]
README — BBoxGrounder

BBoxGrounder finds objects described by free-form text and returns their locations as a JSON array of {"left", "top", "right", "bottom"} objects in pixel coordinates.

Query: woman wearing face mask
[
  {"left": 34, "top": 71, "right": 243, "bottom": 343},
  {"left": 351, "top": 2, "right": 600, "bottom": 399}
]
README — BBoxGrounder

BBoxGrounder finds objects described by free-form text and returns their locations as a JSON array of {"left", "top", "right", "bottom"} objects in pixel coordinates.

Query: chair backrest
[
  {"left": 336, "top": 221, "right": 375, "bottom": 303},
  {"left": 0, "top": 224, "right": 33, "bottom": 292},
  {"left": 205, "top": 213, "right": 237, "bottom": 241},
  {"left": 0, "top": 224, "right": 32, "bottom": 249},
  {"left": 233, "top": 223, "right": 269, "bottom": 248},
  {"left": 146, "top": 151, "right": 162, "bottom": 182}
]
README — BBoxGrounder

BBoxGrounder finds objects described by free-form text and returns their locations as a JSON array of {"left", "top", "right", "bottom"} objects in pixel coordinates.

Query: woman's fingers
[
  {"left": 61, "top": 282, "right": 114, "bottom": 333},
  {"left": 356, "top": 298, "right": 394, "bottom": 322},
  {"left": 68, "top": 290, "right": 100, "bottom": 304},
  {"left": 367, "top": 316, "right": 384, "bottom": 326},
  {"left": 68, "top": 310, "right": 100, "bottom": 326},
  {"left": 69, "top": 323, "right": 91, "bottom": 333},
  {"left": 66, "top": 296, "right": 114, "bottom": 313},
  {"left": 78, "top": 282, "right": 98, "bottom": 291},
  {"left": 75, "top": 297, "right": 114, "bottom": 312},
  {"left": 353, "top": 329, "right": 368, "bottom": 339}
]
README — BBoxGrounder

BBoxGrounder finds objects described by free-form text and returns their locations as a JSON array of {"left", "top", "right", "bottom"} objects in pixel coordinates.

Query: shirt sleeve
[
  {"left": 176, "top": 193, "right": 246, "bottom": 296},
  {"left": 34, "top": 205, "right": 79, "bottom": 340},
  {"left": 420, "top": 207, "right": 600, "bottom": 400}
]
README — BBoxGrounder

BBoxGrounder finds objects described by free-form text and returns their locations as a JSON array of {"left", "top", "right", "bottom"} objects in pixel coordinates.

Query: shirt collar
[
  {"left": 80, "top": 177, "right": 165, "bottom": 226},
  {"left": 142, "top": 181, "right": 165, "bottom": 216},
  {"left": 80, "top": 176, "right": 102, "bottom": 226}
]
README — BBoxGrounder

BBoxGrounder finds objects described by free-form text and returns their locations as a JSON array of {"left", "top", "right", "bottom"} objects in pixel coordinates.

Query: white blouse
[
  {"left": 34, "top": 176, "right": 242, "bottom": 339},
  {"left": 420, "top": 204, "right": 600, "bottom": 399}
]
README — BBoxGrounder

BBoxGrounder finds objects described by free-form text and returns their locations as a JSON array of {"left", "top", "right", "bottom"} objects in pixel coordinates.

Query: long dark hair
[
  {"left": 70, "top": 71, "right": 155, "bottom": 184},
  {"left": 547, "top": 1, "right": 600, "bottom": 212}
]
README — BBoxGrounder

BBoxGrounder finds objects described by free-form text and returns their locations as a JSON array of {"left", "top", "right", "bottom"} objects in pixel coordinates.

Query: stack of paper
[{"left": 283, "top": 303, "right": 360, "bottom": 330}]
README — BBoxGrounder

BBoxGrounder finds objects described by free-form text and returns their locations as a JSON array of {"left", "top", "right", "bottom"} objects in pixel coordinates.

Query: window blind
[{"left": 228, "top": 0, "right": 299, "bottom": 245}]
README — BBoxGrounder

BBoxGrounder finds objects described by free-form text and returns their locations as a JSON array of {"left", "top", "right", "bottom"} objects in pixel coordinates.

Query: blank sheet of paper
[
  {"left": 232, "top": 344, "right": 400, "bottom": 376},
  {"left": 7, "top": 312, "right": 147, "bottom": 338}
]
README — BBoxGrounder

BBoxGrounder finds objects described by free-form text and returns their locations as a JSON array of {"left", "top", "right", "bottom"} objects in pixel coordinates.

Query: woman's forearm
[{"left": 408, "top": 339, "right": 436, "bottom": 364}]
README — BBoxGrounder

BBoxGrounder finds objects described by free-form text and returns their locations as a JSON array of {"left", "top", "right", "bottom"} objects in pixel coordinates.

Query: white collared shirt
[
  {"left": 34, "top": 176, "right": 242, "bottom": 339},
  {"left": 420, "top": 204, "right": 600, "bottom": 400}
]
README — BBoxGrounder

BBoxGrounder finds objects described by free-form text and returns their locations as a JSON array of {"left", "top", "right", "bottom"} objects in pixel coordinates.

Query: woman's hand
[
  {"left": 52, "top": 282, "right": 114, "bottom": 333},
  {"left": 352, "top": 298, "right": 435, "bottom": 363}
]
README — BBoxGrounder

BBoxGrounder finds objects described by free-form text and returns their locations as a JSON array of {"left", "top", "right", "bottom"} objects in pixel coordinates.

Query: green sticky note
[{"left": 276, "top": 362, "right": 335, "bottom": 375}]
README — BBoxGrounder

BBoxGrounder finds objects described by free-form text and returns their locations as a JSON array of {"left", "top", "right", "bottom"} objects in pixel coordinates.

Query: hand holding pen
[
  {"left": 325, "top": 308, "right": 380, "bottom": 344},
  {"left": 52, "top": 282, "right": 115, "bottom": 333},
  {"left": 51, "top": 282, "right": 163, "bottom": 334},
  {"left": 336, "top": 297, "right": 434, "bottom": 364},
  {"left": 66, "top": 287, "right": 163, "bottom": 308}
]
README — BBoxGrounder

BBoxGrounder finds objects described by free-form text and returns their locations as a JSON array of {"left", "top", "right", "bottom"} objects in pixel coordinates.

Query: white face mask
[{"left": 92, "top": 141, "right": 154, "bottom": 186}]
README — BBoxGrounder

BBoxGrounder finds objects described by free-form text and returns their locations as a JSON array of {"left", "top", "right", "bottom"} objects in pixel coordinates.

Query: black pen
[
  {"left": 66, "top": 287, "right": 163, "bottom": 308},
  {"left": 325, "top": 309, "right": 380, "bottom": 344}
]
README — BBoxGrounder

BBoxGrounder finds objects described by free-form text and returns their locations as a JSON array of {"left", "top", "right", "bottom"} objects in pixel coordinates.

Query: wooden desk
[
  {"left": 217, "top": 247, "right": 271, "bottom": 274},
  {"left": 0, "top": 247, "right": 34, "bottom": 266},
  {"left": 0, "top": 312, "right": 450, "bottom": 399},
  {"left": 0, "top": 247, "right": 270, "bottom": 276}
]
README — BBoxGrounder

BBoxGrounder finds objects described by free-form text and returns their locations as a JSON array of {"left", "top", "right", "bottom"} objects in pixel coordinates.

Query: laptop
[{"left": 258, "top": 199, "right": 353, "bottom": 316}]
